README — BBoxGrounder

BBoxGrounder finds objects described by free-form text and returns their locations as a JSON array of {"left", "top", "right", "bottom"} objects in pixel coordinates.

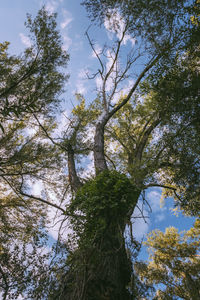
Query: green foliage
[
  {"left": 71, "top": 170, "right": 137, "bottom": 218},
  {"left": 70, "top": 170, "right": 139, "bottom": 244},
  {"left": 0, "top": 7, "right": 69, "bottom": 127},
  {"left": 135, "top": 220, "right": 200, "bottom": 299},
  {"left": 0, "top": 8, "right": 69, "bottom": 299},
  {"left": 53, "top": 171, "right": 140, "bottom": 299},
  {"left": 0, "top": 1, "right": 199, "bottom": 299},
  {"left": 103, "top": 18, "right": 200, "bottom": 215},
  {"left": 82, "top": 0, "right": 192, "bottom": 54}
]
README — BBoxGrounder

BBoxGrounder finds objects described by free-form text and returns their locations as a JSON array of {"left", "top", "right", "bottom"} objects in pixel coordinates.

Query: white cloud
[
  {"left": 31, "top": 180, "right": 43, "bottom": 196},
  {"left": 78, "top": 68, "right": 88, "bottom": 79},
  {"left": 132, "top": 218, "right": 149, "bottom": 239},
  {"left": 61, "top": 9, "right": 73, "bottom": 29},
  {"left": 122, "top": 80, "right": 135, "bottom": 95},
  {"left": 155, "top": 213, "right": 166, "bottom": 223},
  {"left": 79, "top": 151, "right": 95, "bottom": 179},
  {"left": 60, "top": 10, "right": 73, "bottom": 51},
  {"left": 62, "top": 34, "right": 72, "bottom": 51},
  {"left": 147, "top": 189, "right": 165, "bottom": 213},
  {"left": 104, "top": 10, "right": 135, "bottom": 46},
  {"left": 45, "top": 0, "right": 58, "bottom": 14},
  {"left": 131, "top": 201, "right": 150, "bottom": 239},
  {"left": 19, "top": 33, "right": 32, "bottom": 48},
  {"left": 95, "top": 75, "right": 103, "bottom": 90},
  {"left": 76, "top": 81, "right": 86, "bottom": 94}
]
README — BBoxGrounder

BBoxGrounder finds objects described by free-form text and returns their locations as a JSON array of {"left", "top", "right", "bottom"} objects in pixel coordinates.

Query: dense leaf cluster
[
  {"left": 70, "top": 170, "right": 138, "bottom": 236},
  {"left": 136, "top": 219, "right": 200, "bottom": 299}
]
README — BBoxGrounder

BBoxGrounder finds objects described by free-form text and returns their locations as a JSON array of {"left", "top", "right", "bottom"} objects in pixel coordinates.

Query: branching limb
[
  {"left": 108, "top": 54, "right": 162, "bottom": 119},
  {"left": 135, "top": 118, "right": 160, "bottom": 161},
  {"left": 33, "top": 114, "right": 83, "bottom": 192},
  {"left": 2, "top": 175, "right": 66, "bottom": 214}
]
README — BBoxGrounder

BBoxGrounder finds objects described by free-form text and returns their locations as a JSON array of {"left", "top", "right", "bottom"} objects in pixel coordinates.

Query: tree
[
  {"left": 49, "top": 1, "right": 199, "bottom": 299},
  {"left": 0, "top": 8, "right": 69, "bottom": 298},
  {"left": 0, "top": 1, "right": 199, "bottom": 299},
  {"left": 135, "top": 219, "right": 200, "bottom": 300}
]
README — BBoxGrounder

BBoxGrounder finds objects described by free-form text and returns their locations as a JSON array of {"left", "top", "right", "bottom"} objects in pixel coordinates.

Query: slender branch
[
  {"left": 133, "top": 204, "right": 149, "bottom": 223},
  {"left": 85, "top": 27, "right": 104, "bottom": 76},
  {"left": 33, "top": 114, "right": 68, "bottom": 152},
  {"left": 102, "top": 24, "right": 128, "bottom": 111},
  {"left": 2, "top": 174, "right": 66, "bottom": 213},
  {"left": 104, "top": 153, "right": 116, "bottom": 169},
  {"left": 144, "top": 183, "right": 176, "bottom": 190},
  {"left": 0, "top": 50, "right": 40, "bottom": 98},
  {"left": 20, "top": 191, "right": 66, "bottom": 214},
  {"left": 135, "top": 118, "right": 160, "bottom": 161},
  {"left": 108, "top": 54, "right": 162, "bottom": 119}
]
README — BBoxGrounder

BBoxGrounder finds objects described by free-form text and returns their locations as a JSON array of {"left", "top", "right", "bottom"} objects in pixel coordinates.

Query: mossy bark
[{"left": 52, "top": 171, "right": 140, "bottom": 300}]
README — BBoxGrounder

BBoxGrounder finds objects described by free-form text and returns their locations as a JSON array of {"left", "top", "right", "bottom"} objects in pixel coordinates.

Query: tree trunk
[
  {"left": 67, "top": 143, "right": 82, "bottom": 192},
  {"left": 53, "top": 186, "right": 140, "bottom": 300},
  {"left": 94, "top": 114, "right": 108, "bottom": 174}
]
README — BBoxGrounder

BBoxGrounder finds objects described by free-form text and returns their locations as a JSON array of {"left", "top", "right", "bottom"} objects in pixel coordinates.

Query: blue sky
[{"left": 0, "top": 0, "right": 196, "bottom": 260}]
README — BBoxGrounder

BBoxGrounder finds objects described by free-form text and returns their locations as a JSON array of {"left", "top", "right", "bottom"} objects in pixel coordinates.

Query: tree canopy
[
  {"left": 135, "top": 220, "right": 200, "bottom": 299},
  {"left": 0, "top": 1, "right": 199, "bottom": 299}
]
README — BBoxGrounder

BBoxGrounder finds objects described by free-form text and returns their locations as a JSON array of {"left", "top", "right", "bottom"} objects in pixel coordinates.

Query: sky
[{"left": 0, "top": 0, "right": 196, "bottom": 261}]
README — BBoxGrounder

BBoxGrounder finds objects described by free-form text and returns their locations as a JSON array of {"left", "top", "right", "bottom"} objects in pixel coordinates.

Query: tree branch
[
  {"left": 108, "top": 54, "right": 162, "bottom": 119},
  {"left": 19, "top": 191, "right": 66, "bottom": 214}
]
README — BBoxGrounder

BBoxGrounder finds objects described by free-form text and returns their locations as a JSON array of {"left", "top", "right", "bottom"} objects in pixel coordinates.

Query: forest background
[{"left": 0, "top": 0, "right": 199, "bottom": 299}]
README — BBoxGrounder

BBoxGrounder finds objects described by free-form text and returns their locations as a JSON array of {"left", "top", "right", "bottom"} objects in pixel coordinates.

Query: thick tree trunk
[
  {"left": 53, "top": 187, "right": 141, "bottom": 300},
  {"left": 55, "top": 110, "right": 143, "bottom": 299}
]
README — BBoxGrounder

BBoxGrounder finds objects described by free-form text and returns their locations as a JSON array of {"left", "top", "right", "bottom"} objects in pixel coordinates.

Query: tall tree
[
  {"left": 0, "top": 1, "right": 199, "bottom": 299},
  {"left": 0, "top": 8, "right": 69, "bottom": 299},
  {"left": 50, "top": 1, "right": 200, "bottom": 299}
]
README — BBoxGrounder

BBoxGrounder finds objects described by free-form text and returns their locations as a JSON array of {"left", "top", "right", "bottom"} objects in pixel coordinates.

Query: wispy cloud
[
  {"left": 78, "top": 68, "right": 88, "bottom": 79},
  {"left": 75, "top": 81, "right": 87, "bottom": 94},
  {"left": 104, "top": 10, "right": 135, "bottom": 46},
  {"left": 61, "top": 9, "right": 73, "bottom": 29},
  {"left": 60, "top": 9, "right": 73, "bottom": 51},
  {"left": 19, "top": 33, "right": 32, "bottom": 48},
  {"left": 155, "top": 213, "right": 166, "bottom": 223},
  {"left": 62, "top": 34, "right": 72, "bottom": 51},
  {"left": 45, "top": 0, "right": 58, "bottom": 14},
  {"left": 147, "top": 189, "right": 165, "bottom": 213},
  {"left": 132, "top": 201, "right": 150, "bottom": 239},
  {"left": 95, "top": 75, "right": 103, "bottom": 90}
]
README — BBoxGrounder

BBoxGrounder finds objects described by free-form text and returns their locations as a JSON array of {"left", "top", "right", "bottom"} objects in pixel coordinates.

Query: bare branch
[
  {"left": 135, "top": 118, "right": 160, "bottom": 161},
  {"left": 2, "top": 175, "right": 66, "bottom": 214},
  {"left": 20, "top": 191, "right": 66, "bottom": 214},
  {"left": 144, "top": 183, "right": 177, "bottom": 190},
  {"left": 85, "top": 27, "right": 104, "bottom": 76},
  {"left": 104, "top": 152, "right": 116, "bottom": 169},
  {"left": 108, "top": 54, "right": 162, "bottom": 119}
]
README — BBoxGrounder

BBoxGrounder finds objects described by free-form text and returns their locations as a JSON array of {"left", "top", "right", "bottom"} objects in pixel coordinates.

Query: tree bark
[
  {"left": 94, "top": 115, "right": 108, "bottom": 174},
  {"left": 67, "top": 143, "right": 82, "bottom": 192},
  {"left": 54, "top": 184, "right": 141, "bottom": 300}
]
